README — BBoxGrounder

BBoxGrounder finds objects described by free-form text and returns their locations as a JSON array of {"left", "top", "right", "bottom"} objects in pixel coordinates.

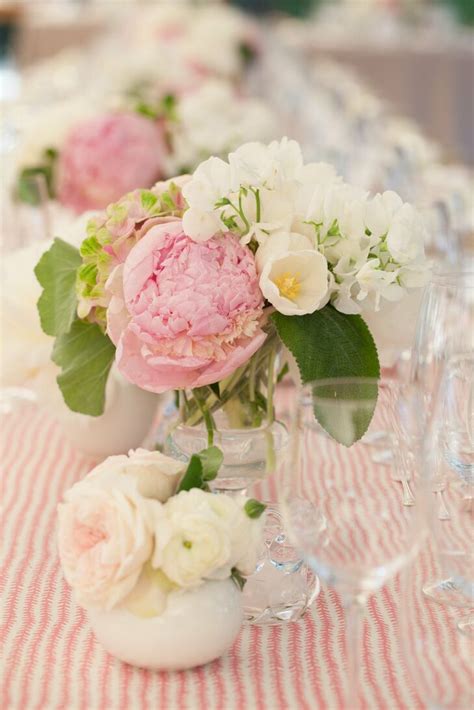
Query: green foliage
[
  {"left": 272, "top": 305, "right": 380, "bottom": 444},
  {"left": 244, "top": 499, "right": 266, "bottom": 519},
  {"left": 16, "top": 147, "right": 58, "bottom": 204},
  {"left": 177, "top": 446, "right": 224, "bottom": 492},
  {"left": 34, "top": 239, "right": 82, "bottom": 337},
  {"left": 52, "top": 319, "right": 115, "bottom": 416}
]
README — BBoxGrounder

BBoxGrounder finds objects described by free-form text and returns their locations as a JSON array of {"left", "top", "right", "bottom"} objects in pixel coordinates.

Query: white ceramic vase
[{"left": 88, "top": 579, "right": 243, "bottom": 671}]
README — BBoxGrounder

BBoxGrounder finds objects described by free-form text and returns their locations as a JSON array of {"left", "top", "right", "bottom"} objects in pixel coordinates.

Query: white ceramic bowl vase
[{"left": 88, "top": 579, "right": 243, "bottom": 671}]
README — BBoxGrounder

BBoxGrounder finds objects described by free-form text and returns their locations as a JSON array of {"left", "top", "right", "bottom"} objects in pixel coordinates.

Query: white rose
[
  {"left": 153, "top": 489, "right": 235, "bottom": 588},
  {"left": 259, "top": 249, "right": 329, "bottom": 316},
  {"left": 88, "top": 448, "right": 185, "bottom": 503},
  {"left": 58, "top": 478, "right": 156, "bottom": 611}
]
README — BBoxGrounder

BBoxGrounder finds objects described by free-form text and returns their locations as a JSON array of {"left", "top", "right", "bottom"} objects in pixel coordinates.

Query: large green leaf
[
  {"left": 34, "top": 238, "right": 81, "bottom": 336},
  {"left": 177, "top": 446, "right": 223, "bottom": 492},
  {"left": 52, "top": 319, "right": 115, "bottom": 416},
  {"left": 272, "top": 305, "right": 380, "bottom": 445}
]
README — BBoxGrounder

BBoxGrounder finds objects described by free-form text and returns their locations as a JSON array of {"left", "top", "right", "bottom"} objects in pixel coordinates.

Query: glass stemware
[
  {"left": 428, "top": 354, "right": 474, "bottom": 635},
  {"left": 411, "top": 271, "right": 474, "bottom": 605},
  {"left": 277, "top": 377, "right": 426, "bottom": 705}
]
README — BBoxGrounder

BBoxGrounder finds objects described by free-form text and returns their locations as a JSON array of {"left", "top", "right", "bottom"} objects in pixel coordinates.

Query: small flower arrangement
[
  {"left": 35, "top": 138, "right": 429, "bottom": 445},
  {"left": 15, "top": 83, "right": 274, "bottom": 214},
  {"left": 58, "top": 446, "right": 265, "bottom": 615}
]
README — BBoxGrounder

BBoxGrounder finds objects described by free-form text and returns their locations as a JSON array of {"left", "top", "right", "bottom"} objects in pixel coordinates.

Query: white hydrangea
[{"left": 182, "top": 138, "right": 430, "bottom": 316}]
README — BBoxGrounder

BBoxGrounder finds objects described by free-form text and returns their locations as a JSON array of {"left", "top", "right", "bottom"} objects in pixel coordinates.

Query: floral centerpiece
[
  {"left": 15, "top": 84, "right": 274, "bottom": 214},
  {"left": 35, "top": 137, "right": 428, "bottom": 447},
  {"left": 58, "top": 446, "right": 265, "bottom": 669}
]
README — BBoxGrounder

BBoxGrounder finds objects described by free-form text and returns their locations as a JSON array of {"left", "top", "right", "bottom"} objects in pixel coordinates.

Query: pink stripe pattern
[{"left": 1, "top": 402, "right": 471, "bottom": 709}]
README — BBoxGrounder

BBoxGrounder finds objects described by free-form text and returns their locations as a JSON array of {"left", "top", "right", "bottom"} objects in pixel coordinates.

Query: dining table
[{"left": 1, "top": 397, "right": 470, "bottom": 710}]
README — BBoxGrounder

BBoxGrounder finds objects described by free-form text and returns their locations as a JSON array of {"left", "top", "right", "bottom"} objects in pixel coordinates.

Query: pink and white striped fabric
[{"left": 1, "top": 403, "right": 471, "bottom": 710}]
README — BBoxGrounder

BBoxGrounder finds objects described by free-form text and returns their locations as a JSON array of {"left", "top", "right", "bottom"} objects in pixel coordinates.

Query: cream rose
[
  {"left": 88, "top": 448, "right": 186, "bottom": 503},
  {"left": 58, "top": 477, "right": 157, "bottom": 611},
  {"left": 153, "top": 489, "right": 235, "bottom": 588}
]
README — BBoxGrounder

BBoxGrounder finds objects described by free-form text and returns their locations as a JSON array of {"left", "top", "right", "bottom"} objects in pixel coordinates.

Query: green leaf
[
  {"left": 177, "top": 446, "right": 224, "bottom": 492},
  {"left": 209, "top": 382, "right": 220, "bottom": 398},
  {"left": 52, "top": 319, "right": 115, "bottom": 416},
  {"left": 272, "top": 305, "right": 380, "bottom": 445},
  {"left": 17, "top": 166, "right": 52, "bottom": 204},
  {"left": 34, "top": 238, "right": 82, "bottom": 337},
  {"left": 199, "top": 446, "right": 224, "bottom": 481},
  {"left": 177, "top": 454, "right": 203, "bottom": 492},
  {"left": 244, "top": 499, "right": 266, "bottom": 519}
]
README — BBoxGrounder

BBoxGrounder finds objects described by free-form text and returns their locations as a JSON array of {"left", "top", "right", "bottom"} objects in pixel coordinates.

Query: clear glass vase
[
  {"left": 164, "top": 334, "right": 288, "bottom": 494},
  {"left": 162, "top": 337, "right": 320, "bottom": 625}
]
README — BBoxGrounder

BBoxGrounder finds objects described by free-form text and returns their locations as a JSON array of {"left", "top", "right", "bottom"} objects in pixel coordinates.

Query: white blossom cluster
[{"left": 182, "top": 138, "right": 429, "bottom": 317}]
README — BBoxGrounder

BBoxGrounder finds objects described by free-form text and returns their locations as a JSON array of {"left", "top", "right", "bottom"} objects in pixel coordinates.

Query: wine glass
[
  {"left": 429, "top": 354, "right": 474, "bottom": 632},
  {"left": 411, "top": 270, "right": 474, "bottom": 605},
  {"left": 277, "top": 377, "right": 427, "bottom": 705}
]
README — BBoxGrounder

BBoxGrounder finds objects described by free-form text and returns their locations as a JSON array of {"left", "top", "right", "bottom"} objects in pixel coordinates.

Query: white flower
[
  {"left": 153, "top": 489, "right": 234, "bottom": 588},
  {"left": 228, "top": 137, "right": 302, "bottom": 192},
  {"left": 182, "top": 207, "right": 222, "bottom": 243},
  {"left": 181, "top": 156, "right": 230, "bottom": 241},
  {"left": 355, "top": 259, "right": 404, "bottom": 310},
  {"left": 365, "top": 191, "right": 403, "bottom": 238},
  {"left": 260, "top": 248, "right": 329, "bottom": 316},
  {"left": 165, "top": 80, "right": 276, "bottom": 177},
  {"left": 57, "top": 477, "right": 156, "bottom": 611},
  {"left": 88, "top": 448, "right": 185, "bottom": 503},
  {"left": 386, "top": 203, "right": 426, "bottom": 264},
  {"left": 255, "top": 230, "right": 313, "bottom": 271}
]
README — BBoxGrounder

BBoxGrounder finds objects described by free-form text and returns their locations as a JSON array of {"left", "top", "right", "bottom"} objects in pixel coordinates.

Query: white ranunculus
[
  {"left": 88, "top": 448, "right": 185, "bottom": 503},
  {"left": 153, "top": 489, "right": 234, "bottom": 588},
  {"left": 58, "top": 476, "right": 157, "bottom": 611},
  {"left": 365, "top": 191, "right": 403, "bottom": 238},
  {"left": 386, "top": 203, "right": 426, "bottom": 264},
  {"left": 260, "top": 249, "right": 329, "bottom": 316}
]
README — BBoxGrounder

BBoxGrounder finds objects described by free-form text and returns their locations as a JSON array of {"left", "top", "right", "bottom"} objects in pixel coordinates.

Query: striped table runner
[{"left": 1, "top": 403, "right": 471, "bottom": 709}]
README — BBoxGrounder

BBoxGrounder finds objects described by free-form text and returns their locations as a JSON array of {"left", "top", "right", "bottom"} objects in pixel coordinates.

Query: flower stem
[{"left": 266, "top": 348, "right": 276, "bottom": 425}]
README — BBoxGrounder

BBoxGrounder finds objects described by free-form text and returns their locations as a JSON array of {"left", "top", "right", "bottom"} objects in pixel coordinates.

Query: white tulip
[
  {"left": 255, "top": 230, "right": 313, "bottom": 272},
  {"left": 260, "top": 249, "right": 329, "bottom": 316}
]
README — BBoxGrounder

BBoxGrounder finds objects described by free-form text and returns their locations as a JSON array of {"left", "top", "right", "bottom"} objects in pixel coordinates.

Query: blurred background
[{"left": 0, "top": 0, "right": 472, "bottom": 163}]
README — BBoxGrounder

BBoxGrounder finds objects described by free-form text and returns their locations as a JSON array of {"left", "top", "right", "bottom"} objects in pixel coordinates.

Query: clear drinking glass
[
  {"left": 277, "top": 377, "right": 427, "bottom": 706},
  {"left": 411, "top": 271, "right": 474, "bottom": 605}
]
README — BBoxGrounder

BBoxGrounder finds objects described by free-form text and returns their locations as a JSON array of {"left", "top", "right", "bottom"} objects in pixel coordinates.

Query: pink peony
[
  {"left": 57, "top": 113, "right": 167, "bottom": 213},
  {"left": 106, "top": 220, "right": 266, "bottom": 392}
]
